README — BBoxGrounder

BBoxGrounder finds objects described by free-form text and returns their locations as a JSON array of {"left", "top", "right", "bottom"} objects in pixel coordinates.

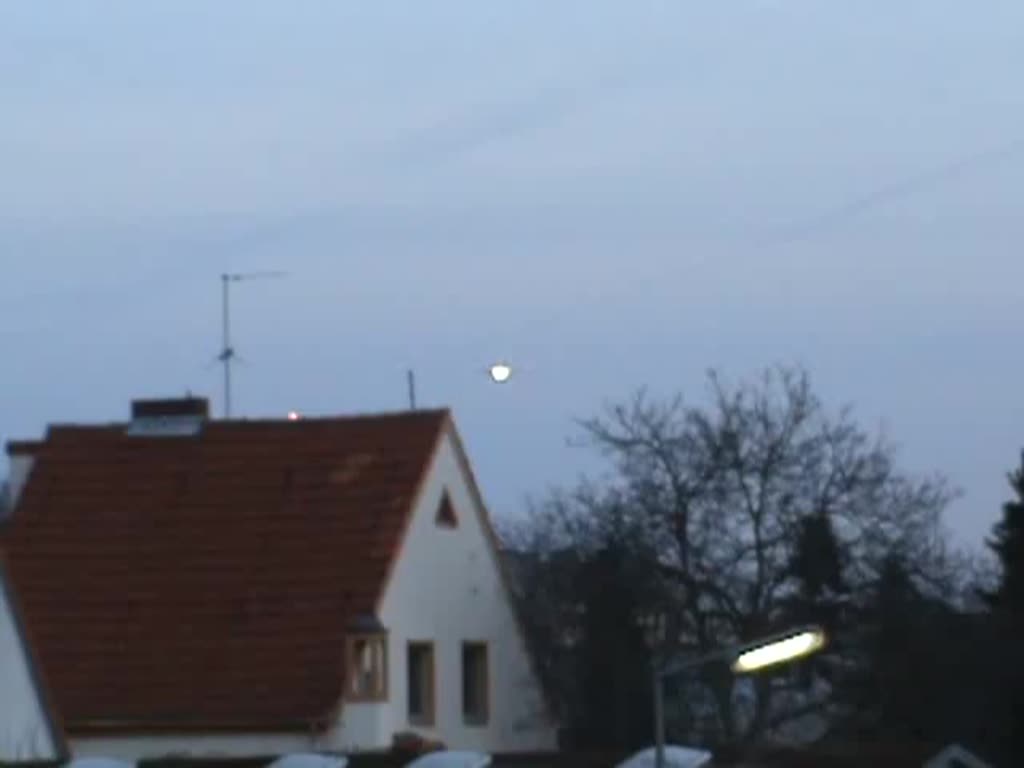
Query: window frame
[
  {"left": 344, "top": 632, "right": 389, "bottom": 702},
  {"left": 461, "top": 640, "right": 490, "bottom": 726},
  {"left": 406, "top": 640, "right": 437, "bottom": 727}
]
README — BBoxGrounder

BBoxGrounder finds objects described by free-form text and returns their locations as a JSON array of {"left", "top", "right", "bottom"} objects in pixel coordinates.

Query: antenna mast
[{"left": 217, "top": 271, "right": 286, "bottom": 418}]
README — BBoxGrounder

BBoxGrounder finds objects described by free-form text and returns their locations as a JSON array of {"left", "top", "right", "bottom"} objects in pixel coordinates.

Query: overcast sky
[{"left": 2, "top": 1, "right": 1022, "bottom": 548}]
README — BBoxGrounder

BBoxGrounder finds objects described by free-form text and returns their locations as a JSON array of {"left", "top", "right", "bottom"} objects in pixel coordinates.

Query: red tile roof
[{"left": 1, "top": 408, "right": 450, "bottom": 733}]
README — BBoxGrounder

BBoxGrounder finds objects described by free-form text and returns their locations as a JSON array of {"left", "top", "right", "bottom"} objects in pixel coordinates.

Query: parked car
[
  {"left": 267, "top": 754, "right": 348, "bottom": 768},
  {"left": 403, "top": 750, "right": 492, "bottom": 768},
  {"left": 65, "top": 760, "right": 135, "bottom": 768},
  {"left": 615, "top": 745, "right": 713, "bottom": 768}
]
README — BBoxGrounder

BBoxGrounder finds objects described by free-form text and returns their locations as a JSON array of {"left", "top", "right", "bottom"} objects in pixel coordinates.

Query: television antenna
[{"left": 217, "top": 271, "right": 286, "bottom": 418}]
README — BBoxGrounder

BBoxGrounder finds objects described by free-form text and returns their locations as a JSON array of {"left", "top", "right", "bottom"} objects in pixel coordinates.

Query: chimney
[
  {"left": 131, "top": 396, "right": 210, "bottom": 420},
  {"left": 4, "top": 440, "right": 42, "bottom": 515},
  {"left": 127, "top": 396, "right": 209, "bottom": 436}
]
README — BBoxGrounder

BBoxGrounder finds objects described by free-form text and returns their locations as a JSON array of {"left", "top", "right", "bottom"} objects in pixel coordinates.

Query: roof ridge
[
  {"left": 41, "top": 407, "right": 452, "bottom": 432},
  {"left": 216, "top": 407, "right": 451, "bottom": 424}
]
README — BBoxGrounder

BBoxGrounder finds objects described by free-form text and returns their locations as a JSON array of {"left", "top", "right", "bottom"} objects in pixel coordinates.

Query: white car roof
[
  {"left": 403, "top": 750, "right": 492, "bottom": 768},
  {"left": 266, "top": 754, "right": 349, "bottom": 768},
  {"left": 66, "top": 760, "right": 135, "bottom": 768},
  {"left": 615, "top": 745, "right": 714, "bottom": 768}
]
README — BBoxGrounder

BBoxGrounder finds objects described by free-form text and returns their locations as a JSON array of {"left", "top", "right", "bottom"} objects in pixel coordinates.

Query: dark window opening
[
  {"left": 436, "top": 490, "right": 458, "bottom": 528},
  {"left": 407, "top": 641, "right": 435, "bottom": 725},
  {"left": 462, "top": 641, "right": 489, "bottom": 725}
]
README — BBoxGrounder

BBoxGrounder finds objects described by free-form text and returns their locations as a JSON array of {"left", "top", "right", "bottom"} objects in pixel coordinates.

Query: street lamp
[
  {"left": 649, "top": 625, "right": 828, "bottom": 768},
  {"left": 731, "top": 627, "right": 826, "bottom": 674}
]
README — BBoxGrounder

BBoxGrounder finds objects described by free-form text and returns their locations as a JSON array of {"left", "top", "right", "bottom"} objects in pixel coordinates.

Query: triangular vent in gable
[{"left": 436, "top": 490, "right": 458, "bottom": 528}]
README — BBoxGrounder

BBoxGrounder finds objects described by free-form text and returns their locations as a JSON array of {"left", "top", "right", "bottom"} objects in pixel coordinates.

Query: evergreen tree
[
  {"left": 858, "top": 553, "right": 928, "bottom": 738},
  {"left": 785, "top": 511, "right": 847, "bottom": 689},
  {"left": 982, "top": 451, "right": 1024, "bottom": 613},
  {"left": 788, "top": 511, "right": 846, "bottom": 624},
  {"left": 574, "top": 539, "right": 655, "bottom": 751},
  {"left": 829, "top": 550, "right": 991, "bottom": 747},
  {"left": 980, "top": 451, "right": 1024, "bottom": 766}
]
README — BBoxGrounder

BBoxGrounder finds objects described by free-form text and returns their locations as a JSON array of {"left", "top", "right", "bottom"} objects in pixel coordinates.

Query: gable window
[
  {"left": 436, "top": 490, "right": 458, "bottom": 528},
  {"left": 462, "top": 641, "right": 489, "bottom": 725},
  {"left": 407, "top": 641, "right": 436, "bottom": 726},
  {"left": 345, "top": 634, "right": 388, "bottom": 701}
]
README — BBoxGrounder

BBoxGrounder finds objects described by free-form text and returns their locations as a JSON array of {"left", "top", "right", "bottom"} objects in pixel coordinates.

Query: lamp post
[
  {"left": 641, "top": 614, "right": 668, "bottom": 768},
  {"left": 653, "top": 661, "right": 667, "bottom": 768},
  {"left": 647, "top": 625, "right": 827, "bottom": 768}
]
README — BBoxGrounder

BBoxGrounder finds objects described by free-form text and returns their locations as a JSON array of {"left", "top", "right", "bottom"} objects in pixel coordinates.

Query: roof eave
[{"left": 67, "top": 718, "right": 328, "bottom": 736}]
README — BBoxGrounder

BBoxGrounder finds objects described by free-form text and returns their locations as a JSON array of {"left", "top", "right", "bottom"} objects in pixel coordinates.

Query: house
[
  {"left": 0, "top": 545, "right": 66, "bottom": 762},
  {"left": 0, "top": 397, "right": 556, "bottom": 760}
]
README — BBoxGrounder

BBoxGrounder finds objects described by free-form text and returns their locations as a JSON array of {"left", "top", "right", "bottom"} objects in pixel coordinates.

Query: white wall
[
  {"left": 7, "top": 453, "right": 35, "bottom": 510},
  {"left": 71, "top": 733, "right": 314, "bottom": 760},
  {"left": 320, "top": 700, "right": 389, "bottom": 753},
  {"left": 0, "top": 574, "right": 60, "bottom": 762},
  {"left": 367, "top": 429, "right": 557, "bottom": 753}
]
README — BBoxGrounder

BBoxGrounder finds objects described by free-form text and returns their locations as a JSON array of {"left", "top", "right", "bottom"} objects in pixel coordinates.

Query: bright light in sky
[
  {"left": 287, "top": 411, "right": 301, "bottom": 421},
  {"left": 0, "top": 1, "right": 1019, "bottom": 547},
  {"left": 488, "top": 362, "right": 513, "bottom": 383},
  {"left": 732, "top": 628, "right": 827, "bottom": 674}
]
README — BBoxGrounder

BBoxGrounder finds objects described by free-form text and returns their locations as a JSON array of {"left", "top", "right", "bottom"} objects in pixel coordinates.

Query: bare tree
[{"left": 505, "top": 365, "right": 957, "bottom": 749}]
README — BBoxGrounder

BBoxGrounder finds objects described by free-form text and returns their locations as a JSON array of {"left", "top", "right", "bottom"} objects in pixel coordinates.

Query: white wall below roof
[
  {"left": 7, "top": 453, "right": 35, "bottom": 510},
  {"left": 0, "top": 574, "right": 60, "bottom": 762},
  {"left": 320, "top": 701, "right": 389, "bottom": 753},
  {"left": 69, "top": 703, "right": 393, "bottom": 760},
  {"left": 70, "top": 732, "right": 315, "bottom": 760},
  {"left": 368, "top": 428, "right": 557, "bottom": 754}
]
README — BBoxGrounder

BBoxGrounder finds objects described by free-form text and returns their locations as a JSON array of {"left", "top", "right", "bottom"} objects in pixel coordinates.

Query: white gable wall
[
  {"left": 0, "top": 572, "right": 60, "bottom": 762},
  {"left": 6, "top": 452, "right": 35, "bottom": 511},
  {"left": 371, "top": 429, "right": 557, "bottom": 753}
]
